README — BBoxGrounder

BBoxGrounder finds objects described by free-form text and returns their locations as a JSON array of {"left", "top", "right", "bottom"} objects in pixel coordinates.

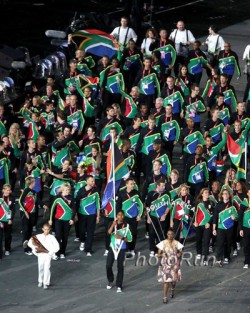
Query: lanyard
[
  {"left": 61, "top": 195, "right": 71, "bottom": 205},
  {"left": 195, "top": 51, "right": 200, "bottom": 58},
  {"left": 105, "top": 118, "right": 114, "bottom": 127},
  {"left": 160, "top": 40, "right": 166, "bottom": 47},
  {"left": 126, "top": 192, "right": 131, "bottom": 199},
  {"left": 219, "top": 86, "right": 228, "bottom": 93},
  {"left": 145, "top": 128, "right": 154, "bottom": 137},
  {"left": 142, "top": 68, "right": 151, "bottom": 77},
  {"left": 189, "top": 97, "right": 198, "bottom": 105},
  {"left": 165, "top": 115, "right": 172, "bottom": 122},
  {"left": 181, "top": 195, "right": 188, "bottom": 203},
  {"left": 194, "top": 157, "right": 202, "bottom": 166},
  {"left": 3, "top": 196, "right": 9, "bottom": 206},
  {"left": 223, "top": 52, "right": 230, "bottom": 58},
  {"left": 70, "top": 106, "right": 77, "bottom": 115},
  {"left": 167, "top": 88, "right": 175, "bottom": 97}
]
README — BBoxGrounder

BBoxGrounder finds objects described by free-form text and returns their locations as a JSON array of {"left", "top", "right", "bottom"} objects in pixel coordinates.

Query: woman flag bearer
[
  {"left": 157, "top": 228, "right": 183, "bottom": 304},
  {"left": 28, "top": 223, "right": 59, "bottom": 289},
  {"left": 106, "top": 211, "right": 132, "bottom": 293}
]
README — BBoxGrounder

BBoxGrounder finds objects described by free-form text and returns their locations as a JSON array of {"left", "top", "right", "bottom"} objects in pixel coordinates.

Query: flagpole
[
  {"left": 111, "top": 133, "right": 116, "bottom": 221},
  {"left": 245, "top": 141, "right": 248, "bottom": 180}
]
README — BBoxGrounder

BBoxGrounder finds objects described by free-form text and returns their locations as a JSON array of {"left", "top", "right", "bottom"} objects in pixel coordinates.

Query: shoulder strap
[
  {"left": 123, "top": 27, "right": 130, "bottom": 46},
  {"left": 173, "top": 30, "right": 178, "bottom": 43},
  {"left": 215, "top": 35, "right": 220, "bottom": 51},
  {"left": 118, "top": 27, "right": 120, "bottom": 41}
]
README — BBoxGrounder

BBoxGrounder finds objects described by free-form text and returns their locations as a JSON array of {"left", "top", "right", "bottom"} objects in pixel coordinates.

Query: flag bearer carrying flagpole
[
  {"left": 106, "top": 211, "right": 132, "bottom": 293},
  {"left": 105, "top": 133, "right": 132, "bottom": 292}
]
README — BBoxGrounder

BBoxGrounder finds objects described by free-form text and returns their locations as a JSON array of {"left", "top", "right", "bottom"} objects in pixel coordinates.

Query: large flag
[
  {"left": 227, "top": 134, "right": 243, "bottom": 166},
  {"left": 101, "top": 141, "right": 129, "bottom": 209},
  {"left": 72, "top": 29, "right": 119, "bottom": 58}
]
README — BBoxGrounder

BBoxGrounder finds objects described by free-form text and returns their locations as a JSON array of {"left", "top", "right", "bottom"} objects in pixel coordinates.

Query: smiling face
[
  {"left": 177, "top": 21, "right": 185, "bottom": 31},
  {"left": 202, "top": 189, "right": 209, "bottom": 200}
]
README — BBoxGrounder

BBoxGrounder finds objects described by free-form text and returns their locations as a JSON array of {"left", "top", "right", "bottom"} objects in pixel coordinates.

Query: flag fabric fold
[{"left": 101, "top": 141, "right": 129, "bottom": 209}]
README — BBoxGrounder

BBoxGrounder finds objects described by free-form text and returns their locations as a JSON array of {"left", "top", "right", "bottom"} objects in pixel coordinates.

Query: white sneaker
[
  {"left": 215, "top": 260, "right": 222, "bottom": 267},
  {"left": 223, "top": 258, "right": 229, "bottom": 264},
  {"left": 103, "top": 250, "right": 109, "bottom": 256},
  {"left": 60, "top": 254, "right": 65, "bottom": 259},
  {"left": 106, "top": 282, "right": 112, "bottom": 290},
  {"left": 196, "top": 254, "right": 201, "bottom": 259},
  {"left": 233, "top": 249, "right": 237, "bottom": 256},
  {"left": 25, "top": 251, "right": 33, "bottom": 256},
  {"left": 86, "top": 252, "right": 92, "bottom": 257},
  {"left": 237, "top": 242, "right": 241, "bottom": 251},
  {"left": 52, "top": 255, "right": 59, "bottom": 260},
  {"left": 145, "top": 232, "right": 149, "bottom": 239},
  {"left": 117, "top": 287, "right": 122, "bottom": 293},
  {"left": 243, "top": 264, "right": 249, "bottom": 269},
  {"left": 5, "top": 251, "right": 10, "bottom": 256},
  {"left": 74, "top": 237, "right": 80, "bottom": 242},
  {"left": 149, "top": 251, "right": 155, "bottom": 257},
  {"left": 43, "top": 285, "right": 48, "bottom": 289},
  {"left": 203, "top": 261, "right": 208, "bottom": 266},
  {"left": 130, "top": 250, "right": 135, "bottom": 257},
  {"left": 38, "top": 282, "right": 43, "bottom": 287},
  {"left": 79, "top": 242, "right": 85, "bottom": 251}
]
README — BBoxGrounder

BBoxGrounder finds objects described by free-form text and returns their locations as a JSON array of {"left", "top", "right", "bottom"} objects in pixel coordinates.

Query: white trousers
[{"left": 38, "top": 253, "right": 52, "bottom": 286}]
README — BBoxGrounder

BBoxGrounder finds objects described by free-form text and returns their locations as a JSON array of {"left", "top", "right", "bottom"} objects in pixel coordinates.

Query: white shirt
[
  {"left": 111, "top": 26, "right": 137, "bottom": 48},
  {"left": 205, "top": 34, "right": 224, "bottom": 54},
  {"left": 169, "top": 29, "right": 195, "bottom": 45},
  {"left": 141, "top": 38, "right": 154, "bottom": 56},
  {"left": 243, "top": 45, "right": 250, "bottom": 63},
  {"left": 28, "top": 234, "right": 60, "bottom": 256}
]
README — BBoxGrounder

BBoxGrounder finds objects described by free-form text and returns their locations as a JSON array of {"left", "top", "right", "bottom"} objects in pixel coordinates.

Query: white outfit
[
  {"left": 205, "top": 34, "right": 224, "bottom": 54},
  {"left": 243, "top": 45, "right": 250, "bottom": 64},
  {"left": 169, "top": 29, "right": 195, "bottom": 56},
  {"left": 111, "top": 26, "right": 137, "bottom": 50},
  {"left": 28, "top": 234, "right": 59, "bottom": 286},
  {"left": 141, "top": 38, "right": 154, "bottom": 56}
]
